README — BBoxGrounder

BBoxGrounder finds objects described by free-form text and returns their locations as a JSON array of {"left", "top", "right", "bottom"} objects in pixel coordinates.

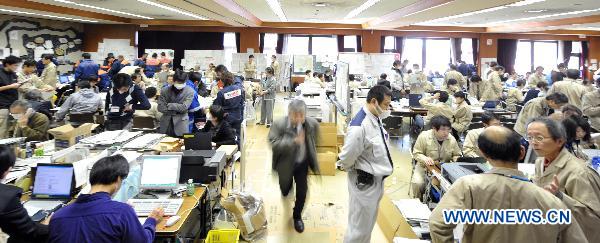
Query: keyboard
[{"left": 128, "top": 199, "right": 184, "bottom": 216}]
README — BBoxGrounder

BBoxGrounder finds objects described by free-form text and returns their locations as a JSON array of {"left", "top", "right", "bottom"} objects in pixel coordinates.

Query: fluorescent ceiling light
[
  {"left": 137, "top": 0, "right": 207, "bottom": 20},
  {"left": 345, "top": 0, "right": 381, "bottom": 19},
  {"left": 0, "top": 8, "right": 98, "bottom": 23},
  {"left": 507, "top": 0, "right": 546, "bottom": 7},
  {"left": 490, "top": 7, "right": 600, "bottom": 25},
  {"left": 421, "top": 0, "right": 546, "bottom": 24},
  {"left": 53, "top": 0, "right": 152, "bottom": 19},
  {"left": 266, "top": 0, "right": 287, "bottom": 21},
  {"left": 525, "top": 9, "right": 547, "bottom": 13}
]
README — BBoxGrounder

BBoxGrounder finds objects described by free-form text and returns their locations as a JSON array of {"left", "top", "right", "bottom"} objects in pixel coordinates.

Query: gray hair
[
  {"left": 24, "top": 89, "right": 43, "bottom": 101},
  {"left": 529, "top": 116, "right": 566, "bottom": 141},
  {"left": 288, "top": 99, "right": 306, "bottom": 114},
  {"left": 10, "top": 100, "right": 31, "bottom": 110}
]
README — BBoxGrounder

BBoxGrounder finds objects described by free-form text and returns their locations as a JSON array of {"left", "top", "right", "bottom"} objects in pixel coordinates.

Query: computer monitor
[
  {"left": 59, "top": 75, "right": 70, "bottom": 84},
  {"left": 31, "top": 163, "right": 75, "bottom": 199},
  {"left": 183, "top": 132, "right": 212, "bottom": 150},
  {"left": 140, "top": 155, "right": 182, "bottom": 190}
]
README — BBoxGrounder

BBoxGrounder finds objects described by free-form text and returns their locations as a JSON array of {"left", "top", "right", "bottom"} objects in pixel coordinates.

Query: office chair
[
  {"left": 467, "top": 122, "right": 484, "bottom": 130},
  {"left": 68, "top": 113, "right": 95, "bottom": 127},
  {"left": 382, "top": 115, "right": 402, "bottom": 138}
]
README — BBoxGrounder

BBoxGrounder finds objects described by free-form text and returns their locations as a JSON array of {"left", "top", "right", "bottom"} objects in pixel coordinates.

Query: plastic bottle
[
  {"left": 186, "top": 179, "right": 195, "bottom": 196},
  {"left": 25, "top": 142, "right": 32, "bottom": 158}
]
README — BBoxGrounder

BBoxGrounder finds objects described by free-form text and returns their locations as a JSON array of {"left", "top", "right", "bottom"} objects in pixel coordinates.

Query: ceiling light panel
[
  {"left": 266, "top": 0, "right": 287, "bottom": 21},
  {"left": 506, "top": 0, "right": 546, "bottom": 7},
  {"left": 420, "top": 0, "right": 547, "bottom": 24},
  {"left": 137, "top": 0, "right": 207, "bottom": 20},
  {"left": 53, "top": 0, "right": 152, "bottom": 19},
  {"left": 490, "top": 7, "right": 600, "bottom": 25},
  {"left": 0, "top": 8, "right": 98, "bottom": 22},
  {"left": 345, "top": 0, "right": 381, "bottom": 19}
]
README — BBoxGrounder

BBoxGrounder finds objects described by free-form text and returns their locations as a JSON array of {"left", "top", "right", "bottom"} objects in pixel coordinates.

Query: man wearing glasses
[{"left": 527, "top": 117, "right": 600, "bottom": 242}]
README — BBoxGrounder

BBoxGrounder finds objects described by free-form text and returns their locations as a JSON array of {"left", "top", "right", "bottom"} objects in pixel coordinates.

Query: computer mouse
[{"left": 165, "top": 215, "right": 181, "bottom": 227}]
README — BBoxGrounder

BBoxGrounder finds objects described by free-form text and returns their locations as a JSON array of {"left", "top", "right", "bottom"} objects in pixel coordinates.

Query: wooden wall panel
[{"left": 82, "top": 24, "right": 136, "bottom": 52}]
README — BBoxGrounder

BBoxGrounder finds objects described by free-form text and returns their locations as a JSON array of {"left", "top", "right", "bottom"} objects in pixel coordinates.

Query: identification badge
[
  {"left": 110, "top": 106, "right": 120, "bottom": 113},
  {"left": 125, "top": 95, "right": 132, "bottom": 102},
  {"left": 224, "top": 89, "right": 241, "bottom": 99}
]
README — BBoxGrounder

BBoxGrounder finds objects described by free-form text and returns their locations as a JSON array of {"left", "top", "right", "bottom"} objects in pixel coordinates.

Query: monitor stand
[{"left": 135, "top": 189, "right": 172, "bottom": 199}]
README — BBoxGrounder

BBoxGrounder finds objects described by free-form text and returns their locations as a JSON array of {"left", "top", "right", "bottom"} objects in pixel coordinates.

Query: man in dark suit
[
  {"left": 268, "top": 99, "right": 320, "bottom": 233},
  {"left": 0, "top": 145, "right": 49, "bottom": 242}
]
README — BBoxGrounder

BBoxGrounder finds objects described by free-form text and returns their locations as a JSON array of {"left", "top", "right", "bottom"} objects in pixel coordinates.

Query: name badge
[
  {"left": 110, "top": 106, "right": 120, "bottom": 113},
  {"left": 125, "top": 95, "right": 132, "bottom": 102},
  {"left": 224, "top": 89, "right": 241, "bottom": 100}
]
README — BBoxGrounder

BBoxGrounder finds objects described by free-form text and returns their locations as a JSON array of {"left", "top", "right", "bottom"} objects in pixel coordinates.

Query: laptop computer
[
  {"left": 183, "top": 132, "right": 213, "bottom": 150},
  {"left": 409, "top": 94, "right": 423, "bottom": 108},
  {"left": 24, "top": 163, "right": 75, "bottom": 221},
  {"left": 59, "top": 75, "right": 70, "bottom": 84}
]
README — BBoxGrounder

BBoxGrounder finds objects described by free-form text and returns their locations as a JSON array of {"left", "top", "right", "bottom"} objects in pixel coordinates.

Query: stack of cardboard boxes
[
  {"left": 315, "top": 123, "right": 339, "bottom": 176},
  {"left": 48, "top": 123, "right": 95, "bottom": 148}
]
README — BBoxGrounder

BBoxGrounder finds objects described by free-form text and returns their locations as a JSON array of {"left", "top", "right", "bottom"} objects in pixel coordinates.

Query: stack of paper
[
  {"left": 80, "top": 131, "right": 142, "bottom": 146},
  {"left": 122, "top": 133, "right": 165, "bottom": 150},
  {"left": 393, "top": 199, "right": 432, "bottom": 222}
]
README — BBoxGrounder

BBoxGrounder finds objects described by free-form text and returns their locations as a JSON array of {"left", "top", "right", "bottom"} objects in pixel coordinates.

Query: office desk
[{"left": 154, "top": 187, "right": 207, "bottom": 240}]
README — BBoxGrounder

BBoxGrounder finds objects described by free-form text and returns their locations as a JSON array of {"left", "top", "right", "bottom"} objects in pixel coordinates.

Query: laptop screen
[
  {"left": 59, "top": 75, "right": 70, "bottom": 84},
  {"left": 32, "top": 164, "right": 74, "bottom": 198}
]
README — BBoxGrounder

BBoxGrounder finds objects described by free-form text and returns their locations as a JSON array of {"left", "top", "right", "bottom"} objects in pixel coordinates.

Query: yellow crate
[{"left": 205, "top": 229, "right": 240, "bottom": 243}]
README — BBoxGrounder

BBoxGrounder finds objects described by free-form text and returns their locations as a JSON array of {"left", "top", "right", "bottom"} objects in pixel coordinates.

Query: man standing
[
  {"left": 104, "top": 73, "right": 150, "bottom": 131},
  {"left": 528, "top": 66, "right": 545, "bottom": 89},
  {"left": 74, "top": 53, "right": 99, "bottom": 81},
  {"left": 481, "top": 66, "right": 504, "bottom": 102},
  {"left": 547, "top": 69, "right": 587, "bottom": 109},
  {"left": 444, "top": 64, "right": 466, "bottom": 88},
  {"left": 0, "top": 56, "right": 22, "bottom": 138},
  {"left": 339, "top": 85, "right": 394, "bottom": 243},
  {"left": 39, "top": 55, "right": 57, "bottom": 89},
  {"left": 270, "top": 55, "right": 280, "bottom": 78},
  {"left": 430, "top": 126, "right": 588, "bottom": 243},
  {"left": 268, "top": 99, "right": 320, "bottom": 233},
  {"left": 244, "top": 55, "right": 257, "bottom": 80},
  {"left": 513, "top": 93, "right": 568, "bottom": 137},
  {"left": 582, "top": 79, "right": 600, "bottom": 132}
]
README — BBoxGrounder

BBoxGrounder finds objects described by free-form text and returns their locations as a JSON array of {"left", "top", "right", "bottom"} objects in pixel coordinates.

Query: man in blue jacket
[
  {"left": 74, "top": 53, "right": 99, "bottom": 81},
  {"left": 104, "top": 73, "right": 150, "bottom": 130}
]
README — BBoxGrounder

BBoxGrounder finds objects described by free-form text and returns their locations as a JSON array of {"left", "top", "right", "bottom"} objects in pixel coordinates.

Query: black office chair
[
  {"left": 382, "top": 115, "right": 402, "bottom": 138},
  {"left": 132, "top": 116, "right": 157, "bottom": 132},
  {"left": 471, "top": 117, "right": 483, "bottom": 123},
  {"left": 467, "top": 122, "right": 484, "bottom": 130},
  {"left": 456, "top": 157, "right": 486, "bottom": 164},
  {"left": 69, "top": 113, "right": 95, "bottom": 127}
]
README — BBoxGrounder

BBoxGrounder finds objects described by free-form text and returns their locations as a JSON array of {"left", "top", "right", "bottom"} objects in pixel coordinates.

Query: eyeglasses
[{"left": 525, "top": 135, "right": 548, "bottom": 143}]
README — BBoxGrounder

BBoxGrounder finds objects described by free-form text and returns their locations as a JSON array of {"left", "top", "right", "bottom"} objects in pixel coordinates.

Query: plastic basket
[{"left": 205, "top": 229, "right": 240, "bottom": 243}]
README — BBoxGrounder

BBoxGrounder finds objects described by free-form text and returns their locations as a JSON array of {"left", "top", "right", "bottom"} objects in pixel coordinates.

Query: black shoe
[
  {"left": 266, "top": 124, "right": 271, "bottom": 128},
  {"left": 293, "top": 218, "right": 304, "bottom": 233}
]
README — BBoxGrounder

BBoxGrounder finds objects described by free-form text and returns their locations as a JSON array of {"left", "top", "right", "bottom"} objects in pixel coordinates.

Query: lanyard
[{"left": 489, "top": 172, "right": 531, "bottom": 182}]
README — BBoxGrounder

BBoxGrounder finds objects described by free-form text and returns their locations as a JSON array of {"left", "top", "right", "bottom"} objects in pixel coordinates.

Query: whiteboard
[
  {"left": 367, "top": 53, "right": 396, "bottom": 78},
  {"left": 293, "top": 55, "right": 314, "bottom": 73},
  {"left": 96, "top": 39, "right": 136, "bottom": 63},
  {"left": 338, "top": 52, "right": 366, "bottom": 75},
  {"left": 335, "top": 62, "right": 350, "bottom": 112},
  {"left": 182, "top": 50, "right": 225, "bottom": 70}
]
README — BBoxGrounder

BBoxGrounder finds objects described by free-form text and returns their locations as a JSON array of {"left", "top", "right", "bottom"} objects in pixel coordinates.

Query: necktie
[{"left": 377, "top": 119, "right": 394, "bottom": 167}]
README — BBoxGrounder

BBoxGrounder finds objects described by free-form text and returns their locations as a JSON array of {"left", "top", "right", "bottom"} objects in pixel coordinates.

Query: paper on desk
[
  {"left": 161, "top": 137, "right": 180, "bottom": 143},
  {"left": 393, "top": 199, "right": 431, "bottom": 221},
  {"left": 73, "top": 158, "right": 92, "bottom": 187},
  {"left": 1, "top": 168, "right": 30, "bottom": 184},
  {"left": 518, "top": 163, "right": 536, "bottom": 179},
  {"left": 393, "top": 237, "right": 430, "bottom": 243}
]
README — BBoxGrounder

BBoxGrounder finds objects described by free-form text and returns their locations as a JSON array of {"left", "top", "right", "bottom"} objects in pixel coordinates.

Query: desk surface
[{"left": 155, "top": 187, "right": 206, "bottom": 235}]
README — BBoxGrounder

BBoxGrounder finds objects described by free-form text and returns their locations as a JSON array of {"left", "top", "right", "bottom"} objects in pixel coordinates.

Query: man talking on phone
[
  {"left": 9, "top": 100, "right": 49, "bottom": 142},
  {"left": 0, "top": 56, "right": 23, "bottom": 138}
]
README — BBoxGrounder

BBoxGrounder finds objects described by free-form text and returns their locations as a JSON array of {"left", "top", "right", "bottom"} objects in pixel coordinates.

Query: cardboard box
[
  {"left": 217, "top": 145, "right": 238, "bottom": 160},
  {"left": 221, "top": 194, "right": 267, "bottom": 239},
  {"left": 314, "top": 147, "right": 337, "bottom": 176},
  {"left": 320, "top": 123, "right": 337, "bottom": 134},
  {"left": 318, "top": 132, "right": 337, "bottom": 147},
  {"left": 152, "top": 137, "right": 183, "bottom": 152},
  {"left": 337, "top": 134, "right": 345, "bottom": 145},
  {"left": 48, "top": 123, "right": 93, "bottom": 148},
  {"left": 377, "top": 195, "right": 418, "bottom": 242}
]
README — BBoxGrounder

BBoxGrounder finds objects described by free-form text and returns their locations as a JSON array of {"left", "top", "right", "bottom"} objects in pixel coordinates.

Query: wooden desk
[{"left": 155, "top": 187, "right": 207, "bottom": 237}]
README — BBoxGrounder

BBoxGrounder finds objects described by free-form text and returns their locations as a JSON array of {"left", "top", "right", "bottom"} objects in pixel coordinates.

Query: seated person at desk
[
  {"left": 462, "top": 112, "right": 501, "bottom": 157},
  {"left": 195, "top": 105, "right": 236, "bottom": 147},
  {"left": 523, "top": 81, "right": 548, "bottom": 104},
  {"left": 23, "top": 89, "right": 52, "bottom": 120},
  {"left": 55, "top": 80, "right": 103, "bottom": 123},
  {"left": 9, "top": 100, "right": 49, "bottom": 142},
  {"left": 429, "top": 126, "right": 587, "bottom": 243},
  {"left": 134, "top": 87, "right": 162, "bottom": 127},
  {"left": 49, "top": 155, "right": 164, "bottom": 243},
  {"left": 411, "top": 115, "right": 461, "bottom": 200},
  {"left": 0, "top": 145, "right": 49, "bottom": 243},
  {"left": 506, "top": 79, "right": 525, "bottom": 112},
  {"left": 468, "top": 75, "right": 483, "bottom": 101},
  {"left": 563, "top": 115, "right": 596, "bottom": 161},
  {"left": 442, "top": 78, "right": 460, "bottom": 96},
  {"left": 451, "top": 91, "right": 472, "bottom": 140},
  {"left": 415, "top": 91, "right": 453, "bottom": 131},
  {"left": 377, "top": 73, "right": 391, "bottom": 90}
]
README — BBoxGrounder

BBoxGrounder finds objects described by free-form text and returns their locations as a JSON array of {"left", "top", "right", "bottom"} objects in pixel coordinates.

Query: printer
[
  {"left": 179, "top": 150, "right": 227, "bottom": 184},
  {"left": 441, "top": 162, "right": 489, "bottom": 184}
]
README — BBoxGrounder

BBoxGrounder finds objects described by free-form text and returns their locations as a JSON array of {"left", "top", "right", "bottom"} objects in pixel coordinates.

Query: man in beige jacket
[
  {"left": 444, "top": 64, "right": 466, "bottom": 89},
  {"left": 462, "top": 112, "right": 501, "bottom": 157},
  {"left": 582, "top": 82, "right": 600, "bottom": 131},
  {"left": 244, "top": 55, "right": 257, "bottom": 80},
  {"left": 430, "top": 126, "right": 588, "bottom": 243},
  {"left": 418, "top": 91, "right": 453, "bottom": 129},
  {"left": 528, "top": 117, "right": 600, "bottom": 243},
  {"left": 547, "top": 69, "right": 588, "bottom": 109},
  {"left": 513, "top": 93, "right": 568, "bottom": 137},
  {"left": 480, "top": 66, "right": 504, "bottom": 102},
  {"left": 528, "top": 66, "right": 546, "bottom": 89},
  {"left": 39, "top": 55, "right": 57, "bottom": 89}
]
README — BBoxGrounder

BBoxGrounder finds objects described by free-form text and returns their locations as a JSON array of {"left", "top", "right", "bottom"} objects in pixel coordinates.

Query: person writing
[
  {"left": 197, "top": 105, "right": 236, "bottom": 147},
  {"left": 429, "top": 126, "right": 587, "bottom": 243},
  {"left": 49, "top": 155, "right": 164, "bottom": 243},
  {"left": 451, "top": 91, "right": 472, "bottom": 140}
]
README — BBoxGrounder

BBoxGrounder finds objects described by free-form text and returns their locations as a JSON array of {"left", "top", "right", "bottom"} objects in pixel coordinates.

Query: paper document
[{"left": 393, "top": 199, "right": 432, "bottom": 221}]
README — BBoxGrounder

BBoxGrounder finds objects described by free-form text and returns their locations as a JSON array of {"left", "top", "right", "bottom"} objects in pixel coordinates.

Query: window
[
  {"left": 383, "top": 36, "right": 396, "bottom": 53},
  {"left": 344, "top": 35, "right": 358, "bottom": 52},
  {"left": 262, "top": 33, "right": 278, "bottom": 56},
  {"left": 533, "top": 41, "right": 558, "bottom": 75},
  {"left": 568, "top": 41, "right": 582, "bottom": 69},
  {"left": 223, "top": 32, "right": 237, "bottom": 70},
  {"left": 312, "top": 36, "right": 337, "bottom": 55},
  {"left": 425, "top": 39, "right": 451, "bottom": 73},
  {"left": 402, "top": 38, "right": 423, "bottom": 68},
  {"left": 287, "top": 35, "right": 310, "bottom": 55},
  {"left": 515, "top": 41, "right": 532, "bottom": 75},
  {"left": 460, "top": 38, "right": 474, "bottom": 64}
]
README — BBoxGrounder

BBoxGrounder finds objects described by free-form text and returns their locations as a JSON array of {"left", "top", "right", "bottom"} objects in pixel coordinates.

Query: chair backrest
[
  {"left": 69, "top": 113, "right": 95, "bottom": 124},
  {"left": 468, "top": 122, "right": 484, "bottom": 130},
  {"left": 132, "top": 116, "right": 156, "bottom": 129}
]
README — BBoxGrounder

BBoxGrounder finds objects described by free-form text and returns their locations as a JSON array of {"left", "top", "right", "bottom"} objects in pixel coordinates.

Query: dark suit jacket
[
  {"left": 268, "top": 116, "right": 320, "bottom": 185},
  {"left": 198, "top": 120, "right": 237, "bottom": 146},
  {"left": 0, "top": 184, "right": 49, "bottom": 243}
]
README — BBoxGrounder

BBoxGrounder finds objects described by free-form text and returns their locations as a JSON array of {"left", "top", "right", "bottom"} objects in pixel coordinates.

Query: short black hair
[
  {"left": 349, "top": 74, "right": 355, "bottom": 81},
  {"left": 430, "top": 115, "right": 451, "bottom": 130},
  {"left": 0, "top": 145, "right": 16, "bottom": 174},
  {"left": 313, "top": 72, "right": 319, "bottom": 78},
  {"left": 481, "top": 111, "right": 500, "bottom": 125},
  {"left": 2, "top": 55, "right": 22, "bottom": 66},
  {"left": 188, "top": 72, "right": 202, "bottom": 82},
  {"left": 89, "top": 155, "right": 129, "bottom": 185},
  {"left": 379, "top": 73, "right": 387, "bottom": 79},
  {"left": 248, "top": 55, "right": 254, "bottom": 58},
  {"left": 112, "top": 73, "right": 132, "bottom": 89},
  {"left": 447, "top": 78, "right": 458, "bottom": 86},
  {"left": 305, "top": 70, "right": 311, "bottom": 75},
  {"left": 265, "top": 67, "right": 274, "bottom": 75},
  {"left": 545, "top": 92, "right": 568, "bottom": 105},
  {"left": 317, "top": 73, "right": 324, "bottom": 79},
  {"left": 453, "top": 91, "right": 466, "bottom": 99},
  {"left": 145, "top": 87, "right": 157, "bottom": 98},
  {"left": 551, "top": 71, "right": 564, "bottom": 82},
  {"left": 23, "top": 60, "right": 37, "bottom": 67},
  {"left": 393, "top": 60, "right": 401, "bottom": 67},
  {"left": 131, "top": 73, "right": 142, "bottom": 81},
  {"left": 516, "top": 80, "right": 525, "bottom": 87},
  {"left": 215, "top": 64, "right": 228, "bottom": 73},
  {"left": 557, "top": 63, "right": 566, "bottom": 69},
  {"left": 478, "top": 128, "right": 522, "bottom": 163},
  {"left": 449, "top": 64, "right": 457, "bottom": 70},
  {"left": 77, "top": 80, "right": 91, "bottom": 89},
  {"left": 209, "top": 105, "right": 226, "bottom": 122},
  {"left": 566, "top": 69, "right": 580, "bottom": 79},
  {"left": 470, "top": 75, "right": 482, "bottom": 83},
  {"left": 82, "top": 53, "right": 91, "bottom": 59},
  {"left": 152, "top": 53, "right": 158, "bottom": 58},
  {"left": 86, "top": 75, "right": 98, "bottom": 82},
  {"left": 536, "top": 81, "right": 548, "bottom": 89},
  {"left": 366, "top": 85, "right": 392, "bottom": 104},
  {"left": 137, "top": 63, "right": 147, "bottom": 69},
  {"left": 161, "top": 52, "right": 166, "bottom": 56},
  {"left": 495, "top": 66, "right": 505, "bottom": 71},
  {"left": 173, "top": 69, "right": 188, "bottom": 82},
  {"left": 438, "top": 91, "right": 449, "bottom": 103},
  {"left": 43, "top": 55, "right": 54, "bottom": 60}
]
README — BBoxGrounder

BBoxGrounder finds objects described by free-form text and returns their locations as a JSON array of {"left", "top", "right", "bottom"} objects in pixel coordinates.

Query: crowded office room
[{"left": 2, "top": 0, "right": 600, "bottom": 243}]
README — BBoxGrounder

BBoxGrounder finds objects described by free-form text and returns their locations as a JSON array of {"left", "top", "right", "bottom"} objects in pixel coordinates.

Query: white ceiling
[{"left": 0, "top": 5, "right": 111, "bottom": 23}]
